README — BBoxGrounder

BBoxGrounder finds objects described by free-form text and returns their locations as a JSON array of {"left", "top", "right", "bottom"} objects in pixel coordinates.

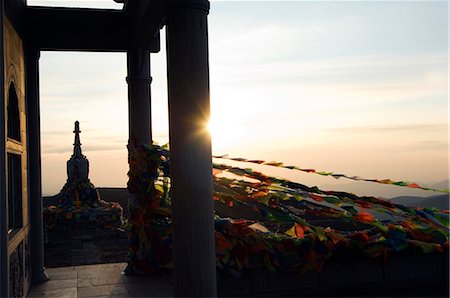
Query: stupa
[
  {"left": 67, "top": 121, "right": 89, "bottom": 184},
  {"left": 56, "top": 120, "right": 100, "bottom": 208},
  {"left": 43, "top": 121, "right": 123, "bottom": 231}
]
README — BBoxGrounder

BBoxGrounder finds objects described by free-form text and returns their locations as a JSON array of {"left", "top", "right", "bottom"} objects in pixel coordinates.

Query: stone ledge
[
  {"left": 319, "top": 258, "right": 383, "bottom": 287},
  {"left": 217, "top": 271, "right": 251, "bottom": 296},
  {"left": 216, "top": 253, "right": 447, "bottom": 297},
  {"left": 383, "top": 254, "right": 444, "bottom": 282}
]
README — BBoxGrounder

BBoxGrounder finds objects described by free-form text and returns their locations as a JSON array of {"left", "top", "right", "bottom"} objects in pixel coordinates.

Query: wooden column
[
  {"left": 165, "top": 0, "right": 217, "bottom": 296},
  {"left": 0, "top": 1, "right": 7, "bottom": 296},
  {"left": 127, "top": 46, "right": 152, "bottom": 145},
  {"left": 26, "top": 47, "right": 49, "bottom": 284},
  {"left": 126, "top": 39, "right": 155, "bottom": 275}
]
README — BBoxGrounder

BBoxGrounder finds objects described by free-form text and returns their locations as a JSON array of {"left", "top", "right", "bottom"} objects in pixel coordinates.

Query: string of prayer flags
[
  {"left": 123, "top": 144, "right": 448, "bottom": 276},
  {"left": 213, "top": 155, "right": 449, "bottom": 193}
]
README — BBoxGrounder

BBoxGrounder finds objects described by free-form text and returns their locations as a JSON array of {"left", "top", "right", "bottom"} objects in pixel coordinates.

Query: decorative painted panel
[
  {"left": 9, "top": 242, "right": 23, "bottom": 298},
  {"left": 24, "top": 235, "right": 30, "bottom": 291}
]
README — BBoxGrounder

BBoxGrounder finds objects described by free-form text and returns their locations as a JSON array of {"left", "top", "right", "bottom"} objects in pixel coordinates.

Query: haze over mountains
[
  {"left": 319, "top": 179, "right": 449, "bottom": 210},
  {"left": 318, "top": 180, "right": 449, "bottom": 199},
  {"left": 390, "top": 194, "right": 449, "bottom": 210},
  {"left": 44, "top": 177, "right": 449, "bottom": 211}
]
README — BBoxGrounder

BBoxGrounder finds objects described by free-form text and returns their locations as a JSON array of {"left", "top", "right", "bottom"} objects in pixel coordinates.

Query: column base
[{"left": 32, "top": 269, "right": 50, "bottom": 284}]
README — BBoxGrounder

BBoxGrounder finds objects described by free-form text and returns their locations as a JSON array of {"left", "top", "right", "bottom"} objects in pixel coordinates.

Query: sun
[
  {"left": 206, "top": 116, "right": 243, "bottom": 153},
  {"left": 206, "top": 118, "right": 223, "bottom": 142},
  {"left": 206, "top": 120, "right": 218, "bottom": 137}
]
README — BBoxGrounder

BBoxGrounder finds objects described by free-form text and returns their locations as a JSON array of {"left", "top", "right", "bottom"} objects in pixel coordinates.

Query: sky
[{"left": 28, "top": 1, "right": 448, "bottom": 197}]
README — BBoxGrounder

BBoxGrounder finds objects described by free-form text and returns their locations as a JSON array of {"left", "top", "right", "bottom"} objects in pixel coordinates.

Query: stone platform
[
  {"left": 28, "top": 252, "right": 448, "bottom": 297},
  {"left": 27, "top": 263, "right": 172, "bottom": 298}
]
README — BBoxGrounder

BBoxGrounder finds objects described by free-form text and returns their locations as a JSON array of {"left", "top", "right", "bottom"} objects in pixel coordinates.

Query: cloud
[
  {"left": 413, "top": 140, "right": 449, "bottom": 150},
  {"left": 212, "top": 53, "right": 447, "bottom": 85},
  {"left": 329, "top": 123, "right": 448, "bottom": 134},
  {"left": 42, "top": 143, "right": 126, "bottom": 154},
  {"left": 41, "top": 130, "right": 71, "bottom": 136},
  {"left": 83, "top": 144, "right": 127, "bottom": 152},
  {"left": 210, "top": 0, "right": 447, "bottom": 2},
  {"left": 42, "top": 131, "right": 128, "bottom": 154}
]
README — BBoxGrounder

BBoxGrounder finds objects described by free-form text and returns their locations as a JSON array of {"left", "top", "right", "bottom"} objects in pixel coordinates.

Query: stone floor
[
  {"left": 27, "top": 263, "right": 173, "bottom": 298},
  {"left": 27, "top": 254, "right": 449, "bottom": 297}
]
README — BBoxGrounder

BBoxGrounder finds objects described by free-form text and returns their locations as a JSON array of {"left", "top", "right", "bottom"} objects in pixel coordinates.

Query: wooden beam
[
  {"left": 25, "top": 7, "right": 127, "bottom": 52},
  {"left": 26, "top": 7, "right": 128, "bottom": 52},
  {"left": 25, "top": 6, "right": 161, "bottom": 53}
]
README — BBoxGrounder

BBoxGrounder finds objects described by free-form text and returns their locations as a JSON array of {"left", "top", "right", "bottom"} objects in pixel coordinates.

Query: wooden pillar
[
  {"left": 0, "top": 1, "right": 7, "bottom": 296},
  {"left": 26, "top": 47, "right": 49, "bottom": 284},
  {"left": 127, "top": 46, "right": 152, "bottom": 145},
  {"left": 165, "top": 0, "right": 217, "bottom": 296},
  {"left": 126, "top": 40, "right": 155, "bottom": 274}
]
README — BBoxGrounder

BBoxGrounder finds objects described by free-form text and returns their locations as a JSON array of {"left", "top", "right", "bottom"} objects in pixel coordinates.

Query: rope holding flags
[{"left": 213, "top": 155, "right": 449, "bottom": 194}]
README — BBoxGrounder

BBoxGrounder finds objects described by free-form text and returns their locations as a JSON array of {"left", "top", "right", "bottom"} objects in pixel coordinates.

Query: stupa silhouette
[
  {"left": 43, "top": 121, "right": 123, "bottom": 230},
  {"left": 58, "top": 121, "right": 99, "bottom": 208}
]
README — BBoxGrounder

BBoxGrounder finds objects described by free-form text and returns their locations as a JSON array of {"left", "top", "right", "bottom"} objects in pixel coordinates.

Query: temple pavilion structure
[
  {"left": 0, "top": 0, "right": 216, "bottom": 296},
  {"left": 1, "top": 1, "right": 449, "bottom": 297}
]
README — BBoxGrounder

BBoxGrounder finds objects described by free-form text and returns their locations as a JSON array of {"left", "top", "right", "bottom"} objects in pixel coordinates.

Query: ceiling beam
[
  {"left": 25, "top": 6, "right": 161, "bottom": 52},
  {"left": 26, "top": 7, "right": 127, "bottom": 52}
]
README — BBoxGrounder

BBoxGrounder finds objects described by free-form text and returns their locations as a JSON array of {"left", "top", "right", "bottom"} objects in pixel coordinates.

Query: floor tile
[
  {"left": 46, "top": 266, "right": 76, "bottom": 273},
  {"left": 82, "top": 296, "right": 129, "bottom": 298},
  {"left": 78, "top": 275, "right": 125, "bottom": 287},
  {"left": 77, "top": 268, "right": 113, "bottom": 278},
  {"left": 129, "top": 290, "right": 172, "bottom": 298},
  {"left": 28, "top": 263, "right": 174, "bottom": 298},
  {"left": 47, "top": 269, "right": 78, "bottom": 280},
  {"left": 31, "top": 278, "right": 77, "bottom": 292},
  {"left": 28, "top": 287, "right": 77, "bottom": 298},
  {"left": 121, "top": 274, "right": 166, "bottom": 283},
  {"left": 125, "top": 278, "right": 173, "bottom": 297},
  {"left": 77, "top": 284, "right": 128, "bottom": 297}
]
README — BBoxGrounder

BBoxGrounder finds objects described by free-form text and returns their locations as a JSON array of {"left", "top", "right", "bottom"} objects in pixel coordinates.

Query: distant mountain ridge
[
  {"left": 431, "top": 179, "right": 450, "bottom": 190},
  {"left": 44, "top": 187, "right": 449, "bottom": 211},
  {"left": 317, "top": 180, "right": 445, "bottom": 199},
  {"left": 391, "top": 194, "right": 449, "bottom": 210}
]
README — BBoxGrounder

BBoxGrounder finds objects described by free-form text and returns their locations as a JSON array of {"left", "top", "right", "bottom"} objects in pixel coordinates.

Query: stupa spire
[
  {"left": 73, "top": 120, "right": 83, "bottom": 158},
  {"left": 67, "top": 121, "right": 89, "bottom": 183}
]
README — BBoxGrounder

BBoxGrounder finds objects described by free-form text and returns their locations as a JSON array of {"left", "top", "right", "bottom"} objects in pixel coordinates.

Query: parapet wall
[{"left": 218, "top": 252, "right": 449, "bottom": 297}]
